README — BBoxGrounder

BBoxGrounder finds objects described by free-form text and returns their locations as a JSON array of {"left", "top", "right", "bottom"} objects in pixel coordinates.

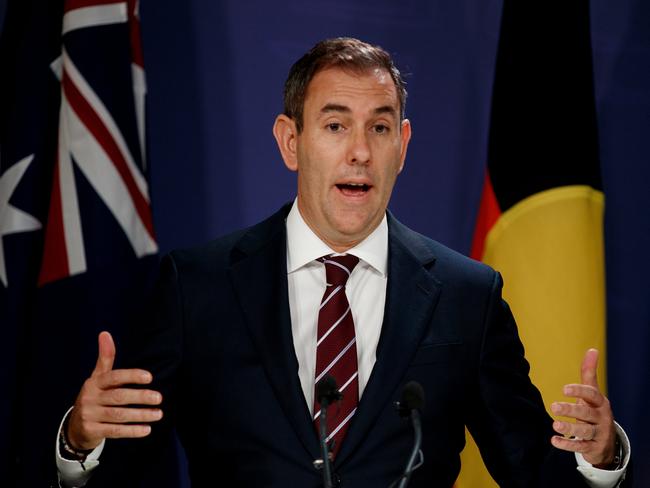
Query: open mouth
[{"left": 336, "top": 182, "right": 371, "bottom": 196}]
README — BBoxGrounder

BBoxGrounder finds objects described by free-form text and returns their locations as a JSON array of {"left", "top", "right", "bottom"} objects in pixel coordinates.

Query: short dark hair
[{"left": 283, "top": 37, "right": 407, "bottom": 132}]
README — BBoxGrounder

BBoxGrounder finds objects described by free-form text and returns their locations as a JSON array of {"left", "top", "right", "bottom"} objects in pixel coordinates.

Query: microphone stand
[
  {"left": 397, "top": 408, "right": 422, "bottom": 488},
  {"left": 317, "top": 397, "right": 334, "bottom": 488},
  {"left": 314, "top": 375, "right": 340, "bottom": 488},
  {"left": 389, "top": 381, "right": 425, "bottom": 488}
]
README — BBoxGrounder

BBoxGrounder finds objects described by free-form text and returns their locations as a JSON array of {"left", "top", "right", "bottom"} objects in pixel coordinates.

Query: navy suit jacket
[{"left": 90, "top": 204, "right": 594, "bottom": 487}]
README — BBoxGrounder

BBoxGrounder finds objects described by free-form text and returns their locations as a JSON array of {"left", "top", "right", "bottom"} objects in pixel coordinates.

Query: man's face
[{"left": 275, "top": 67, "right": 411, "bottom": 251}]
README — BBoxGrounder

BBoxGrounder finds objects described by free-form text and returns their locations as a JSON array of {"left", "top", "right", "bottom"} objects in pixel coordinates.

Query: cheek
[
  {"left": 301, "top": 153, "right": 339, "bottom": 191},
  {"left": 303, "top": 161, "right": 327, "bottom": 190},
  {"left": 378, "top": 161, "right": 402, "bottom": 194},
  {"left": 297, "top": 159, "right": 330, "bottom": 205}
]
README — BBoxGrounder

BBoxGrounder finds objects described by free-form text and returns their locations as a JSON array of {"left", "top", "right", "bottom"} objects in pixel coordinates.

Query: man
[{"left": 57, "top": 38, "right": 629, "bottom": 487}]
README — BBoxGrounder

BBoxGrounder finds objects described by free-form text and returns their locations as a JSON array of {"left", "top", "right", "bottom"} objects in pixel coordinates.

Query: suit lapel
[
  {"left": 228, "top": 207, "right": 320, "bottom": 460},
  {"left": 227, "top": 208, "right": 442, "bottom": 466},
  {"left": 335, "top": 215, "right": 442, "bottom": 466}
]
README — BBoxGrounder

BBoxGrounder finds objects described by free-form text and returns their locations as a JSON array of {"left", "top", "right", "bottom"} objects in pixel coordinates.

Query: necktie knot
[{"left": 321, "top": 254, "right": 359, "bottom": 287}]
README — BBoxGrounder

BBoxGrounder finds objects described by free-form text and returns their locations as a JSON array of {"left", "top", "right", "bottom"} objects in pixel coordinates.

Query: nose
[{"left": 348, "top": 129, "right": 370, "bottom": 166}]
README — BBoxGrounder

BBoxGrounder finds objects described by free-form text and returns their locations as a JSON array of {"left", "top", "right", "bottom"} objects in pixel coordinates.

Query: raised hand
[
  {"left": 66, "top": 331, "right": 163, "bottom": 451},
  {"left": 550, "top": 348, "right": 617, "bottom": 468}
]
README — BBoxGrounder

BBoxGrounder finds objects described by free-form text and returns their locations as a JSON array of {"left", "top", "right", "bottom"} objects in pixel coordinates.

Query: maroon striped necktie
[{"left": 313, "top": 254, "right": 360, "bottom": 458}]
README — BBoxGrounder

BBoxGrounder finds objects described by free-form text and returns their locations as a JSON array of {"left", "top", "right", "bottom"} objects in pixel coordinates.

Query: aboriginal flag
[{"left": 457, "top": 0, "right": 606, "bottom": 485}]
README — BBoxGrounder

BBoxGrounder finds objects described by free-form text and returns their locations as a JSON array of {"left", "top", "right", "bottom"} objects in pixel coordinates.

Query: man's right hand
[{"left": 66, "top": 331, "right": 163, "bottom": 451}]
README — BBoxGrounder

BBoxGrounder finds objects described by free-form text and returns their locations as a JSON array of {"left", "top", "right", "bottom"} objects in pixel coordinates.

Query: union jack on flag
[
  {"left": 0, "top": 0, "right": 163, "bottom": 484},
  {"left": 39, "top": 0, "right": 157, "bottom": 284}
]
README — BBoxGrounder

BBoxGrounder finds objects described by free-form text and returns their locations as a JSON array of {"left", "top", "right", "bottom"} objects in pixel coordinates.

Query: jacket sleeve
[{"left": 80, "top": 254, "right": 185, "bottom": 487}]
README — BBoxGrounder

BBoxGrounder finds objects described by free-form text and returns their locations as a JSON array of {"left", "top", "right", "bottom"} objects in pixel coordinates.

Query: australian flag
[{"left": 0, "top": 0, "right": 159, "bottom": 484}]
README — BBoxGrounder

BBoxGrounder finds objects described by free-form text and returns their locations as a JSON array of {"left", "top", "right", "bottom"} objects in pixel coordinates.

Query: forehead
[{"left": 303, "top": 67, "right": 399, "bottom": 112}]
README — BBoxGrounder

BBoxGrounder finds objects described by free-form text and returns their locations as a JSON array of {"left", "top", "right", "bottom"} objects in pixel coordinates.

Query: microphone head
[
  {"left": 316, "top": 375, "right": 341, "bottom": 405},
  {"left": 397, "top": 381, "right": 425, "bottom": 417},
  {"left": 402, "top": 381, "right": 425, "bottom": 410}
]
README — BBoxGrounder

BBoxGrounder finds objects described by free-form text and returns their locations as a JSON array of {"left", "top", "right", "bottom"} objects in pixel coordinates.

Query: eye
[
  {"left": 373, "top": 124, "right": 389, "bottom": 134},
  {"left": 327, "top": 122, "right": 343, "bottom": 132}
]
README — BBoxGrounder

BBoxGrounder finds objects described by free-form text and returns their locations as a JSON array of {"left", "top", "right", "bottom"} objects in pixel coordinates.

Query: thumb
[
  {"left": 580, "top": 348, "right": 600, "bottom": 389},
  {"left": 94, "top": 331, "right": 115, "bottom": 374}
]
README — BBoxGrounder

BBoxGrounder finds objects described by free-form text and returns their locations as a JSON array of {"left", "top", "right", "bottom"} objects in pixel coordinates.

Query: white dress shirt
[
  {"left": 286, "top": 200, "right": 387, "bottom": 412},
  {"left": 57, "top": 199, "right": 628, "bottom": 487}
]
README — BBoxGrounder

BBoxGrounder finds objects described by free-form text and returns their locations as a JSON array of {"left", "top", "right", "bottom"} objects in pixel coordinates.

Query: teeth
[{"left": 336, "top": 182, "right": 369, "bottom": 190}]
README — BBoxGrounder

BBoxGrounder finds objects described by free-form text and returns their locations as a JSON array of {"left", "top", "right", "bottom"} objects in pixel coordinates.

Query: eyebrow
[
  {"left": 373, "top": 105, "right": 398, "bottom": 117},
  {"left": 320, "top": 103, "right": 351, "bottom": 114},
  {"left": 319, "top": 104, "right": 398, "bottom": 117}
]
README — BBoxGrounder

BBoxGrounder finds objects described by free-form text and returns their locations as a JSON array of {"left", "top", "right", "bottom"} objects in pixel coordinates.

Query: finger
[
  {"left": 550, "top": 402, "right": 596, "bottom": 424},
  {"left": 99, "top": 388, "right": 162, "bottom": 406},
  {"left": 98, "top": 406, "right": 163, "bottom": 424},
  {"left": 553, "top": 420, "right": 596, "bottom": 440},
  {"left": 94, "top": 331, "right": 116, "bottom": 375},
  {"left": 95, "top": 423, "right": 153, "bottom": 439},
  {"left": 563, "top": 384, "right": 603, "bottom": 407},
  {"left": 580, "top": 348, "right": 600, "bottom": 389},
  {"left": 95, "top": 369, "right": 153, "bottom": 389},
  {"left": 551, "top": 435, "right": 593, "bottom": 453}
]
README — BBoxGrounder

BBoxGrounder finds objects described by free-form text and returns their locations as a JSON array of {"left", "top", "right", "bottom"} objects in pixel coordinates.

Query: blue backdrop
[
  {"left": 143, "top": 0, "right": 502, "bottom": 257},
  {"left": 0, "top": 0, "right": 647, "bottom": 485},
  {"left": 140, "top": 1, "right": 649, "bottom": 483},
  {"left": 591, "top": 0, "right": 650, "bottom": 483}
]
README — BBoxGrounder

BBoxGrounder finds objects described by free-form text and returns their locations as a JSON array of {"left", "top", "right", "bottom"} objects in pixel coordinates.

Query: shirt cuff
[
  {"left": 575, "top": 421, "right": 630, "bottom": 488},
  {"left": 56, "top": 406, "right": 104, "bottom": 488}
]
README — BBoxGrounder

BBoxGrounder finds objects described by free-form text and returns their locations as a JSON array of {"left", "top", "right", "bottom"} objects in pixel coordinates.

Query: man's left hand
[{"left": 550, "top": 348, "right": 617, "bottom": 468}]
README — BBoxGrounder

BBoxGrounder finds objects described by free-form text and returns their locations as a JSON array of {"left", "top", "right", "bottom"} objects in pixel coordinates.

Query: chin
[
  {"left": 332, "top": 218, "right": 375, "bottom": 241},
  {"left": 326, "top": 204, "right": 383, "bottom": 238}
]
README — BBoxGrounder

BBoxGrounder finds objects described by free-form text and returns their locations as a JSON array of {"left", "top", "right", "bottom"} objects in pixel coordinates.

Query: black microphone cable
[
  {"left": 314, "top": 375, "right": 342, "bottom": 488},
  {"left": 388, "top": 381, "right": 426, "bottom": 488}
]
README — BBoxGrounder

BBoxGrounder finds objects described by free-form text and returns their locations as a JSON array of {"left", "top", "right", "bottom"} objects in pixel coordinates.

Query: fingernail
[
  {"left": 142, "top": 372, "right": 152, "bottom": 382},
  {"left": 550, "top": 403, "right": 560, "bottom": 414},
  {"left": 563, "top": 386, "right": 572, "bottom": 396},
  {"left": 154, "top": 409, "right": 163, "bottom": 419}
]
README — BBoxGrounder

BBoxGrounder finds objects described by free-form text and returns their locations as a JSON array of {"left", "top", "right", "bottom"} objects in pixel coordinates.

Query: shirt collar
[{"left": 286, "top": 199, "right": 388, "bottom": 277}]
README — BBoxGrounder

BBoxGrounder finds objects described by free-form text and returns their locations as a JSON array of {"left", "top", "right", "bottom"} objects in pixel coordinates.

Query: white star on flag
[{"left": 0, "top": 154, "right": 42, "bottom": 287}]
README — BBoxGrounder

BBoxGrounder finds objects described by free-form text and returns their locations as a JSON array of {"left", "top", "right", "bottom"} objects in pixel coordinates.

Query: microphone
[
  {"left": 314, "top": 375, "right": 342, "bottom": 488},
  {"left": 391, "top": 381, "right": 425, "bottom": 488}
]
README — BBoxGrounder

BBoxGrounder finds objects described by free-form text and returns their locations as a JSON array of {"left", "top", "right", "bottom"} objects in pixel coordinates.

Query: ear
[
  {"left": 273, "top": 114, "right": 299, "bottom": 172},
  {"left": 397, "top": 119, "right": 412, "bottom": 174}
]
